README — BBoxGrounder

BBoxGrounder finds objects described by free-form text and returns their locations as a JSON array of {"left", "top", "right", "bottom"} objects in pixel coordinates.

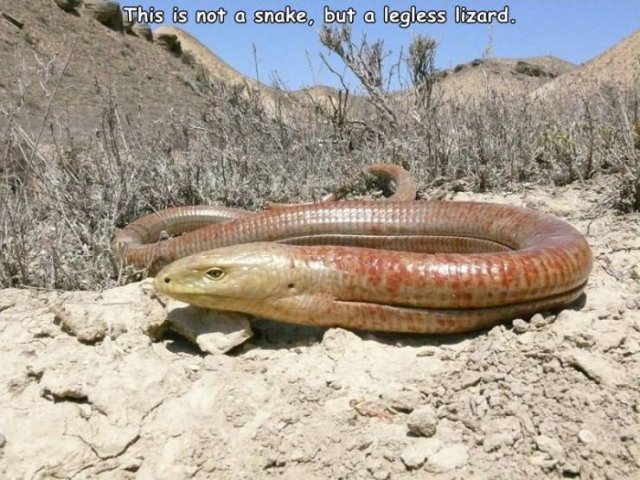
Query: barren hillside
[
  {"left": 153, "top": 26, "right": 347, "bottom": 117},
  {"left": 0, "top": 0, "right": 210, "bottom": 137},
  {"left": 534, "top": 29, "right": 640, "bottom": 98},
  {"left": 0, "top": 0, "right": 580, "bottom": 139},
  {"left": 434, "top": 56, "right": 575, "bottom": 102}
]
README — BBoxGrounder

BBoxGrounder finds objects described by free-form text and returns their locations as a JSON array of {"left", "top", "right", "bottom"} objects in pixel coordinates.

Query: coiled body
[{"left": 113, "top": 166, "right": 593, "bottom": 333}]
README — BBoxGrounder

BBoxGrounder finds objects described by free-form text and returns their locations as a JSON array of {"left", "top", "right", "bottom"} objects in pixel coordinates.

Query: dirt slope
[
  {"left": 534, "top": 29, "right": 640, "bottom": 97},
  {"left": 154, "top": 25, "right": 343, "bottom": 117},
  {"left": 434, "top": 56, "right": 575, "bottom": 102},
  {"left": 0, "top": 0, "right": 210, "bottom": 137}
]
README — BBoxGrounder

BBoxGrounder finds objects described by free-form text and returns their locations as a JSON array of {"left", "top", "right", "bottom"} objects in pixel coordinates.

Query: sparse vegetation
[
  {"left": 515, "top": 60, "right": 554, "bottom": 78},
  {"left": 1, "top": 19, "right": 639, "bottom": 290}
]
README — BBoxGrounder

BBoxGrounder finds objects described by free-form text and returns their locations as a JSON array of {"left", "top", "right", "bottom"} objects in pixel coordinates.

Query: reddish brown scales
[{"left": 118, "top": 165, "right": 594, "bottom": 333}]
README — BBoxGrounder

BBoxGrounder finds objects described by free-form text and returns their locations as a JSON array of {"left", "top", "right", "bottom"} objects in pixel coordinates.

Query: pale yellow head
[{"left": 154, "top": 243, "right": 297, "bottom": 311}]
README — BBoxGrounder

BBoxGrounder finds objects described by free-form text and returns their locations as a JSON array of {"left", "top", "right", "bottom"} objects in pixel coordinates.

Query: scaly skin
[
  {"left": 112, "top": 164, "right": 417, "bottom": 272},
  {"left": 152, "top": 200, "right": 593, "bottom": 334}
]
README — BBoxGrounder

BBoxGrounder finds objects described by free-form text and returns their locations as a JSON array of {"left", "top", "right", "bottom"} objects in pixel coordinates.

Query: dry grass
[{"left": 1, "top": 30, "right": 638, "bottom": 290}]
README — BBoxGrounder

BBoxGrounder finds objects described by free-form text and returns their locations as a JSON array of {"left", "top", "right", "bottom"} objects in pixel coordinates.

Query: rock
[
  {"left": 416, "top": 346, "right": 438, "bottom": 357},
  {"left": 41, "top": 371, "right": 88, "bottom": 402},
  {"left": 562, "top": 463, "right": 581, "bottom": 476},
  {"left": 1, "top": 12, "right": 24, "bottom": 29},
  {"left": 560, "top": 349, "right": 629, "bottom": 386},
  {"left": 458, "top": 371, "right": 482, "bottom": 389},
  {"left": 623, "top": 337, "right": 640, "bottom": 355},
  {"left": 381, "top": 390, "right": 423, "bottom": 413},
  {"left": 400, "top": 438, "right": 443, "bottom": 469},
  {"left": 0, "top": 432, "right": 5, "bottom": 448},
  {"left": 82, "top": 0, "right": 123, "bottom": 31},
  {"left": 166, "top": 300, "right": 253, "bottom": 354},
  {"left": 407, "top": 405, "right": 438, "bottom": 437},
  {"left": 535, "top": 435, "right": 564, "bottom": 461},
  {"left": 122, "top": 14, "right": 133, "bottom": 33},
  {"left": 512, "top": 318, "right": 530, "bottom": 333},
  {"left": 54, "top": 0, "right": 81, "bottom": 12},
  {"left": 531, "top": 313, "right": 548, "bottom": 328},
  {"left": 365, "top": 458, "right": 390, "bottom": 480},
  {"left": 0, "top": 298, "right": 15, "bottom": 313},
  {"left": 321, "top": 328, "right": 362, "bottom": 354},
  {"left": 631, "top": 263, "right": 640, "bottom": 281},
  {"left": 52, "top": 280, "right": 167, "bottom": 343},
  {"left": 51, "top": 302, "right": 108, "bottom": 343},
  {"left": 481, "top": 416, "right": 523, "bottom": 452},
  {"left": 529, "top": 451, "right": 557, "bottom": 469},
  {"left": 155, "top": 32, "right": 181, "bottom": 55},
  {"left": 131, "top": 23, "right": 153, "bottom": 41},
  {"left": 425, "top": 443, "right": 469, "bottom": 473}
]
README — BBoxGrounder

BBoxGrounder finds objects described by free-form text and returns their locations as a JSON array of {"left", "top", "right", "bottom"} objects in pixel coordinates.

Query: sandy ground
[{"left": 1, "top": 177, "right": 639, "bottom": 479}]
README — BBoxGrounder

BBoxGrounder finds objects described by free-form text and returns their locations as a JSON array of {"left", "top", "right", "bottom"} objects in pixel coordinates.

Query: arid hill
[
  {"left": 158, "top": 25, "right": 573, "bottom": 106},
  {"left": 433, "top": 55, "right": 575, "bottom": 102},
  {"left": 1, "top": 1, "right": 637, "bottom": 140},
  {"left": 1, "top": 0, "right": 584, "bottom": 139},
  {"left": 533, "top": 29, "right": 640, "bottom": 98},
  {"left": 153, "top": 26, "right": 345, "bottom": 117},
  {"left": 0, "top": 0, "right": 212, "bottom": 137}
]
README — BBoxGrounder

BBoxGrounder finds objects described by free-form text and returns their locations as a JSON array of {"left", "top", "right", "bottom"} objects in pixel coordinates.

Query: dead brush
[{"left": 1, "top": 31, "right": 639, "bottom": 290}]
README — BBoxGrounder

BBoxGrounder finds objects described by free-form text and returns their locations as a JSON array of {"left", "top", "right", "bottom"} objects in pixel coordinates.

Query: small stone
[
  {"left": 382, "top": 390, "right": 422, "bottom": 413},
  {"left": 407, "top": 405, "right": 438, "bottom": 437},
  {"left": 578, "top": 429, "right": 596, "bottom": 445},
  {"left": 416, "top": 346, "right": 437, "bottom": 357},
  {"left": 0, "top": 299, "right": 15, "bottom": 313},
  {"left": 579, "top": 448, "right": 591, "bottom": 459},
  {"left": 535, "top": 435, "right": 564, "bottom": 460},
  {"left": 425, "top": 443, "right": 468, "bottom": 473},
  {"left": 563, "top": 463, "right": 581, "bottom": 476},
  {"left": 531, "top": 313, "right": 547, "bottom": 328},
  {"left": 620, "top": 428, "right": 636, "bottom": 442},
  {"left": 0, "top": 432, "right": 6, "bottom": 448},
  {"left": 121, "top": 457, "right": 143, "bottom": 472},
  {"left": 560, "top": 349, "right": 628, "bottom": 386},
  {"left": 365, "top": 458, "right": 390, "bottom": 480},
  {"left": 345, "top": 436, "right": 373, "bottom": 452},
  {"left": 631, "top": 264, "right": 640, "bottom": 281},
  {"left": 623, "top": 337, "right": 640, "bottom": 355},
  {"left": 289, "top": 449, "right": 305, "bottom": 462},
  {"left": 78, "top": 404, "right": 92, "bottom": 419},
  {"left": 512, "top": 318, "right": 530, "bottom": 333},
  {"left": 322, "top": 328, "right": 362, "bottom": 353},
  {"left": 167, "top": 300, "right": 253, "bottom": 354},
  {"left": 572, "top": 333, "right": 596, "bottom": 348},
  {"left": 41, "top": 373, "right": 87, "bottom": 402},
  {"left": 51, "top": 302, "right": 108, "bottom": 343},
  {"left": 400, "top": 438, "right": 443, "bottom": 469},
  {"left": 516, "top": 331, "right": 535, "bottom": 345},
  {"left": 529, "top": 451, "right": 557, "bottom": 469},
  {"left": 459, "top": 371, "right": 482, "bottom": 389},
  {"left": 54, "top": 0, "right": 81, "bottom": 12}
]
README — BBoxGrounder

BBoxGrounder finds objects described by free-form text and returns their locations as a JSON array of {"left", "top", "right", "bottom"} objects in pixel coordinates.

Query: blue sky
[{"left": 130, "top": 1, "right": 639, "bottom": 90}]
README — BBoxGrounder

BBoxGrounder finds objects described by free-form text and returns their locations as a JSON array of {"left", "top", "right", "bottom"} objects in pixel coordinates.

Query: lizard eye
[{"left": 205, "top": 267, "right": 226, "bottom": 280}]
